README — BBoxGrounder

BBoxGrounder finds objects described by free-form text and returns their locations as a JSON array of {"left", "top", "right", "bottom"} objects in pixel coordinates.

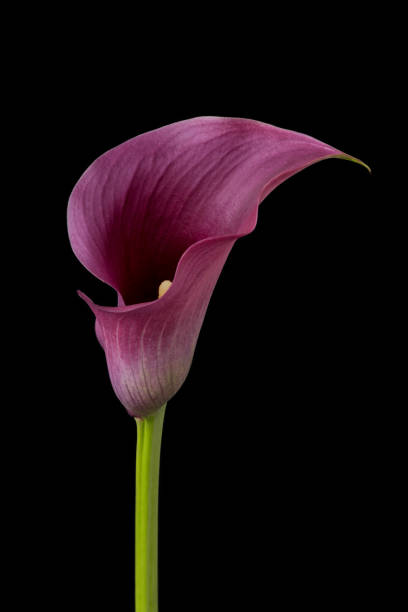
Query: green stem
[{"left": 135, "top": 404, "right": 166, "bottom": 612}]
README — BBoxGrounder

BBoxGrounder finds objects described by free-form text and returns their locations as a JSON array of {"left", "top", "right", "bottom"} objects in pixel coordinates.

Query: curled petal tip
[
  {"left": 76, "top": 290, "right": 98, "bottom": 315},
  {"left": 77, "top": 289, "right": 92, "bottom": 305},
  {"left": 333, "top": 153, "right": 371, "bottom": 174}
]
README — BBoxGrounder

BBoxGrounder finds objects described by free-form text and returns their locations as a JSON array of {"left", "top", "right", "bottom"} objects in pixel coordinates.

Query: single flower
[{"left": 67, "top": 116, "right": 367, "bottom": 418}]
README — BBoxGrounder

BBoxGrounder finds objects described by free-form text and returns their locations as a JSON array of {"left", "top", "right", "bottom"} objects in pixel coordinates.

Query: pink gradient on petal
[{"left": 68, "top": 117, "right": 363, "bottom": 417}]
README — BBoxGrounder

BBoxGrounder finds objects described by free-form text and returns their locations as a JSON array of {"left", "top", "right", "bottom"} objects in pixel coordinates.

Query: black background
[{"left": 12, "top": 19, "right": 395, "bottom": 612}]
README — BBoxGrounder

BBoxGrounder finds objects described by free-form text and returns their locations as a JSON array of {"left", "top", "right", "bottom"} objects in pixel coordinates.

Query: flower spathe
[{"left": 68, "top": 117, "right": 367, "bottom": 418}]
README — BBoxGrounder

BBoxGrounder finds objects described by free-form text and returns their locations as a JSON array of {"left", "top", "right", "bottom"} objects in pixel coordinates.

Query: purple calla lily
[{"left": 68, "top": 116, "right": 367, "bottom": 419}]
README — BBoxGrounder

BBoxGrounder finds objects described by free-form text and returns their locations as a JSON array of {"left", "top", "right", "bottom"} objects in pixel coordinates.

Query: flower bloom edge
[{"left": 68, "top": 117, "right": 368, "bottom": 418}]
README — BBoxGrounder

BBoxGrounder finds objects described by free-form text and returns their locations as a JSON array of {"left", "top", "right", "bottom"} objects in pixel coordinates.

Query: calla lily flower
[{"left": 68, "top": 117, "right": 367, "bottom": 419}]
